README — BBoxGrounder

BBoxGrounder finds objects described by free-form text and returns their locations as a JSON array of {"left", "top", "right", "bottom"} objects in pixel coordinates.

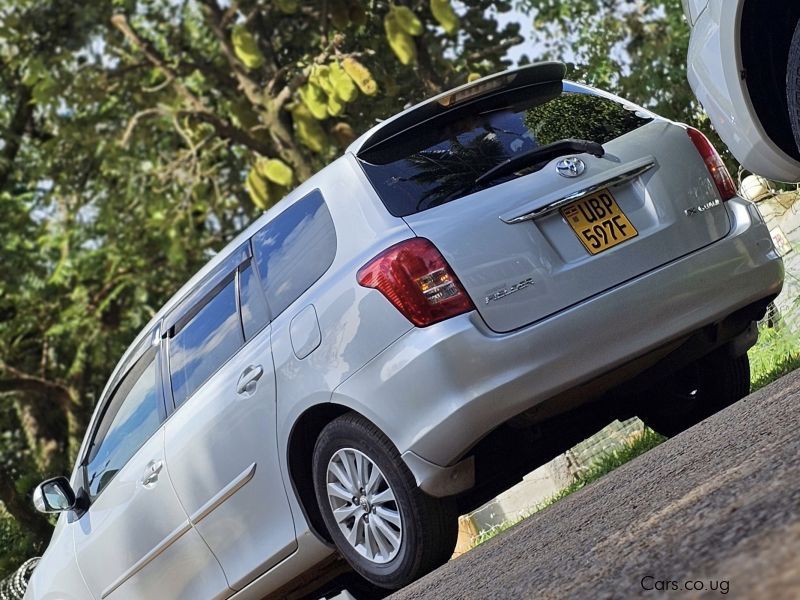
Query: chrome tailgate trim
[{"left": 499, "top": 156, "right": 657, "bottom": 224}]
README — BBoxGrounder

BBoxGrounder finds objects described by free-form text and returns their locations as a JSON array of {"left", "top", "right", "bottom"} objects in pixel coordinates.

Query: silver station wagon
[{"left": 27, "top": 62, "right": 783, "bottom": 599}]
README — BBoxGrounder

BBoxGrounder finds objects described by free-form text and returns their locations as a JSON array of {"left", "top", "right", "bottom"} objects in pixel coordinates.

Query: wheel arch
[
  {"left": 286, "top": 403, "right": 386, "bottom": 545},
  {"left": 740, "top": 0, "right": 800, "bottom": 162}
]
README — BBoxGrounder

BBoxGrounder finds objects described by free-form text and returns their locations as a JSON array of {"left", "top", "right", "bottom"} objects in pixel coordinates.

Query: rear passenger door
[{"left": 163, "top": 250, "right": 297, "bottom": 591}]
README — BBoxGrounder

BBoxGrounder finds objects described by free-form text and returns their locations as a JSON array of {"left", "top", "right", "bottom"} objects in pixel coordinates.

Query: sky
[{"left": 496, "top": 7, "right": 538, "bottom": 65}]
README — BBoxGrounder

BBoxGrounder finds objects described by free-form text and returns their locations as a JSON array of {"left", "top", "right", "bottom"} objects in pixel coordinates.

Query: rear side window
[
  {"left": 85, "top": 352, "right": 161, "bottom": 499},
  {"left": 359, "top": 82, "right": 653, "bottom": 217},
  {"left": 251, "top": 190, "right": 336, "bottom": 318},
  {"left": 169, "top": 279, "right": 243, "bottom": 405}
]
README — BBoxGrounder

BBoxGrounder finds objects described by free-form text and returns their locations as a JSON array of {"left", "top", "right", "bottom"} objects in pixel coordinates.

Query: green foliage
[
  {"left": 231, "top": 25, "right": 265, "bottom": 70},
  {"left": 524, "top": 91, "right": 651, "bottom": 145},
  {"left": 431, "top": 0, "right": 459, "bottom": 36},
  {"left": 385, "top": 10, "right": 418, "bottom": 66},
  {"left": 519, "top": 0, "right": 692, "bottom": 114},
  {"left": 749, "top": 326, "right": 800, "bottom": 391},
  {"left": 517, "top": 0, "right": 732, "bottom": 165},
  {"left": 0, "top": 405, "right": 43, "bottom": 578},
  {"left": 6, "top": 0, "right": 788, "bottom": 575},
  {"left": 0, "top": 511, "right": 35, "bottom": 580}
]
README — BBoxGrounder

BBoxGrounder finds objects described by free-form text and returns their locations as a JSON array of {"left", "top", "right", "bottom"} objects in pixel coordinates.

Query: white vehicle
[{"left": 684, "top": 0, "right": 800, "bottom": 182}]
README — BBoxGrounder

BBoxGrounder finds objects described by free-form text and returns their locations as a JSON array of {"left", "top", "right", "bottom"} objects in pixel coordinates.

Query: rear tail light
[
  {"left": 686, "top": 126, "right": 737, "bottom": 200},
  {"left": 357, "top": 238, "right": 475, "bottom": 327}
]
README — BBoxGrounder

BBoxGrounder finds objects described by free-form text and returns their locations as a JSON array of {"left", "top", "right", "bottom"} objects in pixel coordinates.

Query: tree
[
  {"left": 0, "top": 0, "right": 522, "bottom": 570},
  {"left": 516, "top": 0, "right": 720, "bottom": 144}
]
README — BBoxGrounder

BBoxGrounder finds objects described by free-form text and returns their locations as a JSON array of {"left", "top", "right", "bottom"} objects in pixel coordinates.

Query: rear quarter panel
[{"left": 273, "top": 154, "right": 414, "bottom": 475}]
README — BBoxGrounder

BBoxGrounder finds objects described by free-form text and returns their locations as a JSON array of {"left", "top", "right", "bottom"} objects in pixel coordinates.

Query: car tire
[
  {"left": 640, "top": 350, "right": 750, "bottom": 438},
  {"left": 787, "top": 19, "right": 800, "bottom": 152},
  {"left": 312, "top": 413, "right": 458, "bottom": 590}
]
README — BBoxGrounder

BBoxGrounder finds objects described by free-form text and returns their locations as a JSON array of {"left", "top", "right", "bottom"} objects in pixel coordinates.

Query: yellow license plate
[{"left": 560, "top": 190, "right": 638, "bottom": 255}]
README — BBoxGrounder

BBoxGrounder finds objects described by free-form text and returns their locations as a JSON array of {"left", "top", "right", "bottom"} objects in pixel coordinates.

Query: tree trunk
[
  {"left": 0, "top": 467, "right": 53, "bottom": 551},
  {"left": 0, "top": 83, "right": 33, "bottom": 191}
]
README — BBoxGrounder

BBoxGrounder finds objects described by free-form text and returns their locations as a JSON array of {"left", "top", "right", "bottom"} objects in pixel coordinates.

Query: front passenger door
[{"left": 73, "top": 347, "right": 229, "bottom": 600}]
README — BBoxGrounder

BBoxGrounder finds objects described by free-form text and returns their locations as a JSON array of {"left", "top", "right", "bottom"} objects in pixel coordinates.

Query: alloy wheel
[{"left": 325, "top": 448, "right": 403, "bottom": 564}]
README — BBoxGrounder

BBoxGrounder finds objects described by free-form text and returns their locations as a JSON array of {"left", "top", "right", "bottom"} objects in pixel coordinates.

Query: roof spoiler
[{"left": 350, "top": 61, "right": 567, "bottom": 157}]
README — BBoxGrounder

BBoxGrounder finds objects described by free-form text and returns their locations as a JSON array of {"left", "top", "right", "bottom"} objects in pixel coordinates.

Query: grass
[
  {"left": 470, "top": 323, "right": 800, "bottom": 549},
  {"left": 471, "top": 428, "right": 666, "bottom": 547},
  {"left": 748, "top": 326, "right": 800, "bottom": 391}
]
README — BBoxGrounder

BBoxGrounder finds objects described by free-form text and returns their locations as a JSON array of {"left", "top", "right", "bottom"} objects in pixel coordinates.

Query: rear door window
[
  {"left": 168, "top": 278, "right": 243, "bottom": 406},
  {"left": 358, "top": 82, "right": 653, "bottom": 217},
  {"left": 251, "top": 190, "right": 336, "bottom": 318}
]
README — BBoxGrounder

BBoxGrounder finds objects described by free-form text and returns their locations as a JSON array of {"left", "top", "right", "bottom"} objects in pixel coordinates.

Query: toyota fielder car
[
  {"left": 683, "top": 0, "right": 800, "bottom": 182},
  {"left": 26, "top": 62, "right": 783, "bottom": 599}
]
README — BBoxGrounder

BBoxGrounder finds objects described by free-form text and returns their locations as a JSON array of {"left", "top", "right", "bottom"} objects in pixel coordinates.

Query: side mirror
[{"left": 33, "top": 477, "right": 77, "bottom": 514}]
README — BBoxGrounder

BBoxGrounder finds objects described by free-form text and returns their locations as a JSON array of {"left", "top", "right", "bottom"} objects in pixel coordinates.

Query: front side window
[
  {"left": 85, "top": 354, "right": 161, "bottom": 500},
  {"left": 169, "top": 279, "right": 243, "bottom": 406},
  {"left": 251, "top": 190, "right": 336, "bottom": 318},
  {"left": 358, "top": 82, "right": 654, "bottom": 217}
]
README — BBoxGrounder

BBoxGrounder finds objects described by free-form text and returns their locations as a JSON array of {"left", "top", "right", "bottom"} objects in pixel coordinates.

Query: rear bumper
[{"left": 331, "top": 198, "right": 783, "bottom": 485}]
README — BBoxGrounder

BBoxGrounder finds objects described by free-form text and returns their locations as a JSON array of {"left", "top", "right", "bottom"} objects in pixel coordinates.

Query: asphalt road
[{"left": 391, "top": 369, "right": 800, "bottom": 600}]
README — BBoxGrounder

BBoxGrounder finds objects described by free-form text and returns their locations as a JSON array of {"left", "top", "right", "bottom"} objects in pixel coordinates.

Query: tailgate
[{"left": 359, "top": 83, "right": 731, "bottom": 333}]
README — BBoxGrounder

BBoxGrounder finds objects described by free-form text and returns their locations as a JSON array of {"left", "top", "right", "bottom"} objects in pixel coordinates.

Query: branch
[
  {"left": 111, "top": 14, "right": 203, "bottom": 112},
  {"left": 320, "top": 0, "right": 329, "bottom": 46},
  {"left": 195, "top": 1, "right": 320, "bottom": 178},
  {"left": 110, "top": 13, "right": 274, "bottom": 156},
  {"left": 220, "top": 1, "right": 239, "bottom": 28},
  {"left": 120, "top": 107, "right": 164, "bottom": 147},
  {"left": 197, "top": 0, "right": 266, "bottom": 107},
  {"left": 271, "top": 39, "right": 346, "bottom": 113},
  {"left": 466, "top": 35, "right": 525, "bottom": 63},
  {"left": 103, "top": 61, "right": 149, "bottom": 79},
  {"left": 272, "top": 71, "right": 308, "bottom": 113},
  {"left": 180, "top": 110, "right": 269, "bottom": 154},
  {"left": 0, "top": 83, "right": 34, "bottom": 191},
  {"left": 265, "top": 65, "right": 291, "bottom": 97},
  {"left": 415, "top": 36, "right": 445, "bottom": 94},
  {"left": 0, "top": 360, "right": 71, "bottom": 406}
]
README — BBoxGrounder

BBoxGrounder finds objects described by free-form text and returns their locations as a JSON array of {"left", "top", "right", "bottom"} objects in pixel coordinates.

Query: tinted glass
[
  {"left": 239, "top": 263, "right": 269, "bottom": 340},
  {"left": 251, "top": 191, "right": 336, "bottom": 317},
  {"left": 359, "top": 82, "right": 653, "bottom": 217},
  {"left": 86, "top": 356, "right": 161, "bottom": 499},
  {"left": 169, "top": 279, "right": 243, "bottom": 406}
]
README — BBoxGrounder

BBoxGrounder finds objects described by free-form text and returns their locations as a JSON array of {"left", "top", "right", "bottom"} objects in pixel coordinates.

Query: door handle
[
  {"left": 141, "top": 460, "right": 163, "bottom": 487},
  {"left": 236, "top": 365, "right": 264, "bottom": 395}
]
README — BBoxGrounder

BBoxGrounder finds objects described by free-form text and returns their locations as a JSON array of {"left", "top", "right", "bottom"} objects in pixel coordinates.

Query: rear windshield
[{"left": 358, "top": 82, "right": 654, "bottom": 217}]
